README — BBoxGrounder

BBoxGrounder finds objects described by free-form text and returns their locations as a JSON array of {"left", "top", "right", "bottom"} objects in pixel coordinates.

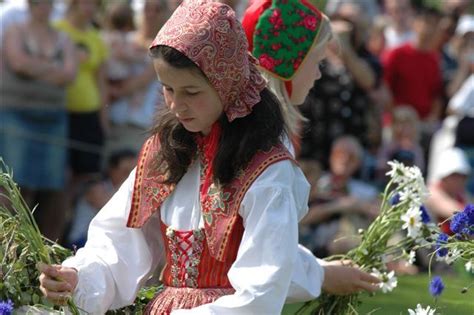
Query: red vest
[
  {"left": 127, "top": 134, "right": 293, "bottom": 262},
  {"left": 130, "top": 135, "right": 294, "bottom": 314}
]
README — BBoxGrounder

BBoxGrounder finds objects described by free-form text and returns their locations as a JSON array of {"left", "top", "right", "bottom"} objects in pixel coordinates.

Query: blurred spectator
[
  {"left": 427, "top": 115, "right": 459, "bottom": 183},
  {"left": 430, "top": 11, "right": 460, "bottom": 93},
  {"left": 449, "top": 53, "right": 474, "bottom": 195},
  {"left": 54, "top": 0, "right": 109, "bottom": 184},
  {"left": 441, "top": 0, "right": 471, "bottom": 17},
  {"left": 103, "top": 3, "right": 144, "bottom": 89},
  {"left": 367, "top": 15, "right": 388, "bottom": 57},
  {"left": 65, "top": 149, "right": 137, "bottom": 249},
  {"left": 427, "top": 18, "right": 474, "bottom": 192},
  {"left": 132, "top": 0, "right": 169, "bottom": 46},
  {"left": 383, "top": 0, "right": 415, "bottom": 49},
  {"left": 382, "top": 6, "right": 443, "bottom": 167},
  {"left": 299, "top": 136, "right": 379, "bottom": 257},
  {"left": 0, "top": 0, "right": 76, "bottom": 242},
  {"left": 426, "top": 147, "right": 472, "bottom": 235},
  {"left": 377, "top": 106, "right": 425, "bottom": 185},
  {"left": 446, "top": 15, "right": 474, "bottom": 99},
  {"left": 102, "top": 0, "right": 168, "bottom": 159},
  {"left": 102, "top": 2, "right": 156, "bottom": 156},
  {"left": 0, "top": 0, "right": 66, "bottom": 46},
  {"left": 382, "top": 6, "right": 443, "bottom": 123},
  {"left": 300, "top": 3, "right": 382, "bottom": 173}
]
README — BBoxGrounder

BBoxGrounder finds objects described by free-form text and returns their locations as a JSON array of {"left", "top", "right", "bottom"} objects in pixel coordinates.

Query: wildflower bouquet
[
  {"left": 404, "top": 203, "right": 473, "bottom": 315},
  {"left": 432, "top": 204, "right": 474, "bottom": 274},
  {"left": 297, "top": 161, "right": 434, "bottom": 314},
  {"left": 0, "top": 160, "right": 79, "bottom": 314}
]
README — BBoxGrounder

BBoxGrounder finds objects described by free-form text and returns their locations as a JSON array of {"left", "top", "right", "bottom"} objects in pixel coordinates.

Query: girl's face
[
  {"left": 154, "top": 58, "right": 224, "bottom": 136},
  {"left": 289, "top": 43, "right": 327, "bottom": 105}
]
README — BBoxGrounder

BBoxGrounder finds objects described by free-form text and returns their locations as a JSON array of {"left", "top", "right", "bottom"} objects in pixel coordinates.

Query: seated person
[
  {"left": 299, "top": 136, "right": 380, "bottom": 257},
  {"left": 426, "top": 147, "right": 472, "bottom": 235},
  {"left": 65, "top": 149, "right": 137, "bottom": 248}
]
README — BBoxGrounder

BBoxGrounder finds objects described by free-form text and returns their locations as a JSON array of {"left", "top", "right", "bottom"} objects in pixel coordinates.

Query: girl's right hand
[{"left": 37, "top": 263, "right": 78, "bottom": 305}]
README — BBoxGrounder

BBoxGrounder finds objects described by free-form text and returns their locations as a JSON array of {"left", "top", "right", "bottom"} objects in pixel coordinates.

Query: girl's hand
[
  {"left": 322, "top": 260, "right": 380, "bottom": 295},
  {"left": 37, "top": 263, "right": 78, "bottom": 305}
]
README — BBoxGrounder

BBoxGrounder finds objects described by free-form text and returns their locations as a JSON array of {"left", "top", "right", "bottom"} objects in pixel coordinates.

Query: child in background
[
  {"left": 377, "top": 106, "right": 425, "bottom": 186},
  {"left": 102, "top": 2, "right": 149, "bottom": 121},
  {"left": 65, "top": 149, "right": 137, "bottom": 249}
]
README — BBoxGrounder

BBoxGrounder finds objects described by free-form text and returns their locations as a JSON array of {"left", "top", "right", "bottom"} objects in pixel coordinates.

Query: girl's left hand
[{"left": 321, "top": 260, "right": 380, "bottom": 295}]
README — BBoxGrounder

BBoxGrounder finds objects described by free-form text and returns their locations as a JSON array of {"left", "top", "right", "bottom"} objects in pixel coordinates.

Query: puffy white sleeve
[
  {"left": 62, "top": 169, "right": 163, "bottom": 314},
  {"left": 172, "top": 160, "right": 322, "bottom": 315}
]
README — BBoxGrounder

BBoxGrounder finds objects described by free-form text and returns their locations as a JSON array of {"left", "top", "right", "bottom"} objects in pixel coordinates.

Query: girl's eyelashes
[
  {"left": 185, "top": 90, "right": 200, "bottom": 96},
  {"left": 163, "top": 87, "right": 200, "bottom": 96}
]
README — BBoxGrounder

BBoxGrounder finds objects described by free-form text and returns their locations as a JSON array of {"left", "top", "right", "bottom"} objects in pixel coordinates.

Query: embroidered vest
[{"left": 127, "top": 134, "right": 293, "bottom": 261}]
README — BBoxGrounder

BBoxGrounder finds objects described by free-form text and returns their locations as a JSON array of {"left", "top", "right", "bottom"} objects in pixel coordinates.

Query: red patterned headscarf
[{"left": 150, "top": 0, "right": 266, "bottom": 122}]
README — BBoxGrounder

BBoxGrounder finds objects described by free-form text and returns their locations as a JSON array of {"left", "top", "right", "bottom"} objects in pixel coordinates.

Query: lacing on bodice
[
  {"left": 165, "top": 226, "right": 205, "bottom": 288},
  {"left": 144, "top": 221, "right": 242, "bottom": 314}
]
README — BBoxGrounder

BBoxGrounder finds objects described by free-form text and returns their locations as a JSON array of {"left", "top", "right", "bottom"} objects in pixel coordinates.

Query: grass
[{"left": 282, "top": 271, "right": 474, "bottom": 315}]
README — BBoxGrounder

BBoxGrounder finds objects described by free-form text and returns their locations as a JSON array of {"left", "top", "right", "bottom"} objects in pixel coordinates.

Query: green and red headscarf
[{"left": 242, "top": 0, "right": 324, "bottom": 94}]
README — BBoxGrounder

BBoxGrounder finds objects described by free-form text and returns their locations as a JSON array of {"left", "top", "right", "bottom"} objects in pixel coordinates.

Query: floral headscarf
[
  {"left": 242, "top": 0, "right": 324, "bottom": 81},
  {"left": 150, "top": 0, "right": 266, "bottom": 122}
]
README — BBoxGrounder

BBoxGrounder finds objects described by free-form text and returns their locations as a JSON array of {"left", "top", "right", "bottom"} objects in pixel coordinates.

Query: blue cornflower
[
  {"left": 436, "top": 233, "right": 448, "bottom": 257},
  {"left": 429, "top": 276, "right": 445, "bottom": 298},
  {"left": 420, "top": 205, "right": 431, "bottom": 223},
  {"left": 450, "top": 211, "right": 469, "bottom": 235},
  {"left": 390, "top": 193, "right": 400, "bottom": 206},
  {"left": 463, "top": 204, "right": 474, "bottom": 226},
  {"left": 0, "top": 299, "right": 14, "bottom": 315}
]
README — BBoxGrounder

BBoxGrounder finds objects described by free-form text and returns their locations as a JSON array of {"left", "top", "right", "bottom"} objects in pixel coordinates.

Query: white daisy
[
  {"left": 406, "top": 250, "right": 416, "bottom": 265},
  {"left": 408, "top": 304, "right": 436, "bottom": 315},
  {"left": 386, "top": 161, "right": 413, "bottom": 185},
  {"left": 466, "top": 261, "right": 473, "bottom": 273},
  {"left": 445, "top": 248, "right": 461, "bottom": 265},
  {"left": 386, "top": 160, "right": 403, "bottom": 179},
  {"left": 401, "top": 206, "right": 422, "bottom": 238},
  {"left": 371, "top": 269, "right": 398, "bottom": 293}
]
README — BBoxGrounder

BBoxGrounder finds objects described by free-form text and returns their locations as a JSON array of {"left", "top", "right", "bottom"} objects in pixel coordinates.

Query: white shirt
[
  {"left": 63, "top": 158, "right": 324, "bottom": 314},
  {"left": 448, "top": 74, "right": 474, "bottom": 118}
]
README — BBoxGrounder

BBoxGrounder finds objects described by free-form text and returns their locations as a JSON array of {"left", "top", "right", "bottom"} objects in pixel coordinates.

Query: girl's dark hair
[{"left": 150, "top": 45, "right": 287, "bottom": 185}]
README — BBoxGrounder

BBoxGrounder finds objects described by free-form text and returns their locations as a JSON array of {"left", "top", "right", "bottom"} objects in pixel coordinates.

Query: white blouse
[{"left": 63, "top": 159, "right": 324, "bottom": 314}]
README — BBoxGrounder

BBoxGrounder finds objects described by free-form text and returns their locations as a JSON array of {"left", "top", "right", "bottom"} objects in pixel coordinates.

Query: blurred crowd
[{"left": 0, "top": 0, "right": 473, "bottom": 273}]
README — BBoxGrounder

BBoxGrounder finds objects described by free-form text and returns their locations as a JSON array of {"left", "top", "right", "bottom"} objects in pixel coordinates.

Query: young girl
[
  {"left": 242, "top": 0, "right": 332, "bottom": 157},
  {"left": 39, "top": 1, "right": 378, "bottom": 314}
]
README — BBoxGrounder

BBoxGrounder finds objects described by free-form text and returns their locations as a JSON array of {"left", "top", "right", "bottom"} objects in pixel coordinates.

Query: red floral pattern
[
  {"left": 258, "top": 54, "right": 277, "bottom": 71},
  {"left": 303, "top": 15, "right": 318, "bottom": 31},
  {"left": 150, "top": 0, "right": 266, "bottom": 122}
]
